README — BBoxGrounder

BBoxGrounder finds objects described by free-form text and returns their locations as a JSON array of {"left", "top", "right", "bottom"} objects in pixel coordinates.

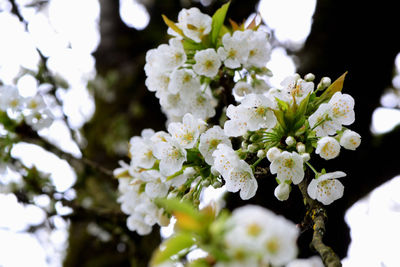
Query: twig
[
  {"left": 297, "top": 178, "right": 342, "bottom": 267},
  {"left": 15, "top": 123, "right": 113, "bottom": 176}
]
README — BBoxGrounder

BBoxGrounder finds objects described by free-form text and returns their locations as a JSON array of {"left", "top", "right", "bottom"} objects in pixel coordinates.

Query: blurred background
[{"left": 1, "top": 0, "right": 400, "bottom": 266}]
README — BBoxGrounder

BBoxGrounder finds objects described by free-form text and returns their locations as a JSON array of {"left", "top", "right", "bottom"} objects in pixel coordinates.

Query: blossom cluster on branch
[{"left": 114, "top": 2, "right": 360, "bottom": 266}]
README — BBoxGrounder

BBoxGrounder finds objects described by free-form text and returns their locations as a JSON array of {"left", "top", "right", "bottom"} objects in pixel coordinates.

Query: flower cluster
[
  {"left": 115, "top": 113, "right": 235, "bottom": 233},
  {"left": 144, "top": 6, "right": 272, "bottom": 122},
  {"left": 151, "top": 204, "right": 304, "bottom": 267},
  {"left": 116, "top": 3, "right": 361, "bottom": 237},
  {"left": 0, "top": 84, "right": 53, "bottom": 131},
  {"left": 222, "top": 205, "right": 299, "bottom": 266},
  {"left": 226, "top": 73, "right": 361, "bottom": 204}
]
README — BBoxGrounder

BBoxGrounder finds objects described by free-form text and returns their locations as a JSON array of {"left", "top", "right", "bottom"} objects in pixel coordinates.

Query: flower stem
[{"left": 305, "top": 161, "right": 319, "bottom": 176}]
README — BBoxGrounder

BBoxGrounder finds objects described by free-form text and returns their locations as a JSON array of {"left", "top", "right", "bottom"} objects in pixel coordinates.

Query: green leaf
[
  {"left": 162, "top": 14, "right": 184, "bottom": 37},
  {"left": 156, "top": 198, "right": 201, "bottom": 220},
  {"left": 188, "top": 259, "right": 211, "bottom": 267},
  {"left": 314, "top": 72, "right": 348, "bottom": 107},
  {"left": 272, "top": 109, "right": 287, "bottom": 130},
  {"left": 210, "top": 1, "right": 230, "bottom": 46},
  {"left": 156, "top": 198, "right": 209, "bottom": 233},
  {"left": 150, "top": 233, "right": 195, "bottom": 266}
]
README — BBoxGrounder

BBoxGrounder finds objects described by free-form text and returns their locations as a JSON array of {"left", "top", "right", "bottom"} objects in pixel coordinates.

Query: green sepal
[{"left": 183, "top": 38, "right": 206, "bottom": 51}]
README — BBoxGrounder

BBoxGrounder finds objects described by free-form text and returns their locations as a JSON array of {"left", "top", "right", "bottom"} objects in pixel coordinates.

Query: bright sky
[{"left": 0, "top": 0, "right": 400, "bottom": 266}]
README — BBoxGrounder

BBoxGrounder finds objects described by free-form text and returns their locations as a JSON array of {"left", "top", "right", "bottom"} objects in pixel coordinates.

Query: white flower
[
  {"left": 144, "top": 39, "right": 186, "bottom": 75},
  {"left": 0, "top": 86, "right": 24, "bottom": 118},
  {"left": 168, "top": 113, "right": 206, "bottom": 149},
  {"left": 25, "top": 109, "right": 53, "bottom": 131},
  {"left": 168, "top": 68, "right": 200, "bottom": 95},
  {"left": 232, "top": 81, "right": 252, "bottom": 97},
  {"left": 199, "top": 126, "right": 232, "bottom": 165},
  {"left": 140, "top": 170, "right": 169, "bottom": 199},
  {"left": 328, "top": 92, "right": 355, "bottom": 125},
  {"left": 187, "top": 89, "right": 217, "bottom": 120},
  {"left": 226, "top": 159, "right": 258, "bottom": 200},
  {"left": 308, "top": 103, "right": 341, "bottom": 137},
  {"left": 307, "top": 171, "right": 346, "bottom": 205},
  {"left": 212, "top": 144, "right": 238, "bottom": 177},
  {"left": 274, "top": 182, "right": 290, "bottom": 201},
  {"left": 224, "top": 205, "right": 275, "bottom": 257},
  {"left": 177, "top": 7, "right": 212, "bottom": 43},
  {"left": 153, "top": 137, "right": 187, "bottom": 176},
  {"left": 223, "top": 105, "right": 253, "bottom": 137},
  {"left": 224, "top": 93, "right": 276, "bottom": 137},
  {"left": 280, "top": 74, "right": 314, "bottom": 103},
  {"left": 309, "top": 92, "right": 355, "bottom": 137},
  {"left": 340, "top": 129, "right": 361, "bottom": 150},
  {"left": 159, "top": 92, "right": 188, "bottom": 118},
  {"left": 261, "top": 214, "right": 299, "bottom": 266},
  {"left": 217, "top": 32, "right": 250, "bottom": 69},
  {"left": 266, "top": 147, "right": 282, "bottom": 162},
  {"left": 245, "top": 30, "right": 271, "bottom": 68},
  {"left": 145, "top": 71, "right": 171, "bottom": 94},
  {"left": 270, "top": 151, "right": 304, "bottom": 184},
  {"left": 24, "top": 94, "right": 46, "bottom": 114},
  {"left": 150, "top": 130, "right": 170, "bottom": 145},
  {"left": 224, "top": 205, "right": 299, "bottom": 266},
  {"left": 193, "top": 48, "right": 221, "bottom": 78},
  {"left": 127, "top": 213, "right": 153, "bottom": 235},
  {"left": 238, "top": 93, "right": 277, "bottom": 131},
  {"left": 129, "top": 129, "right": 157, "bottom": 169},
  {"left": 316, "top": 136, "right": 340, "bottom": 160}
]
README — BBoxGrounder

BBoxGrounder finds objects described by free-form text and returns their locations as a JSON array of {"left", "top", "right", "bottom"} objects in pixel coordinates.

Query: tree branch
[
  {"left": 14, "top": 123, "right": 113, "bottom": 176},
  {"left": 297, "top": 178, "right": 342, "bottom": 267}
]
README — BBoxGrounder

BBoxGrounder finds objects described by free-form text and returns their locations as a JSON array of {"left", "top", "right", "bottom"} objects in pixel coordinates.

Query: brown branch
[
  {"left": 297, "top": 178, "right": 342, "bottom": 267},
  {"left": 15, "top": 123, "right": 113, "bottom": 176}
]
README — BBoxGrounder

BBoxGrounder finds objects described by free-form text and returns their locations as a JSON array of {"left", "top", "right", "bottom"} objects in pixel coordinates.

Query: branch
[
  {"left": 15, "top": 123, "right": 113, "bottom": 176},
  {"left": 297, "top": 178, "right": 342, "bottom": 267}
]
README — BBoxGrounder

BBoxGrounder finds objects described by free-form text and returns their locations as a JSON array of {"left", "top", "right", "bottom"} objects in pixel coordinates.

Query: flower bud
[
  {"left": 301, "top": 153, "right": 310, "bottom": 162},
  {"left": 321, "top": 77, "right": 331, "bottom": 87},
  {"left": 340, "top": 130, "right": 361, "bottom": 150},
  {"left": 266, "top": 147, "right": 281, "bottom": 162},
  {"left": 248, "top": 144, "right": 258, "bottom": 153},
  {"left": 296, "top": 142, "right": 306, "bottom": 153},
  {"left": 241, "top": 141, "right": 249, "bottom": 149},
  {"left": 212, "top": 181, "right": 222, "bottom": 188},
  {"left": 184, "top": 167, "right": 196, "bottom": 177},
  {"left": 304, "top": 73, "right": 315, "bottom": 81},
  {"left": 257, "top": 149, "right": 266, "bottom": 158},
  {"left": 274, "top": 182, "right": 290, "bottom": 201},
  {"left": 285, "top": 136, "right": 296, "bottom": 146}
]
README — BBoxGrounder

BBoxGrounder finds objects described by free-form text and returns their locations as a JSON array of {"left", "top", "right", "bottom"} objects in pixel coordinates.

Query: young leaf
[
  {"left": 156, "top": 198, "right": 201, "bottom": 220},
  {"left": 229, "top": 18, "right": 240, "bottom": 31},
  {"left": 162, "top": 14, "right": 184, "bottom": 37},
  {"left": 316, "top": 71, "right": 348, "bottom": 105},
  {"left": 210, "top": 1, "right": 230, "bottom": 46},
  {"left": 150, "top": 233, "right": 195, "bottom": 266}
]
